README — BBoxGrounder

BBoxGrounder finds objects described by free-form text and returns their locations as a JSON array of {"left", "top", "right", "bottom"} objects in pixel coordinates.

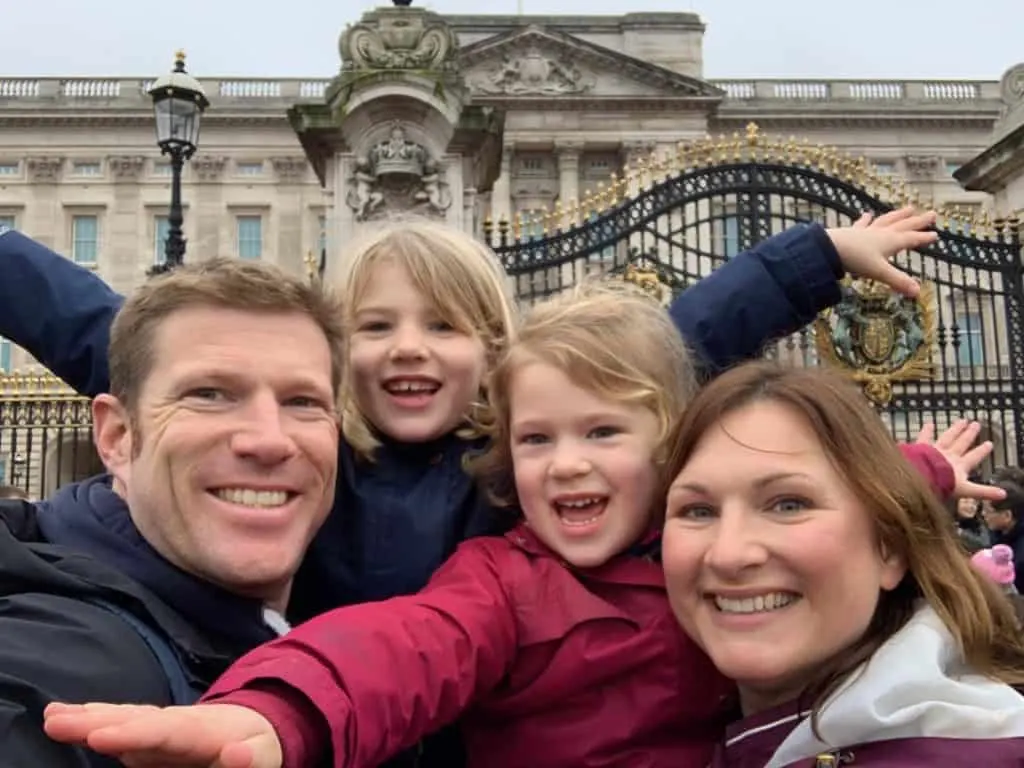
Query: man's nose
[{"left": 229, "top": 395, "right": 299, "bottom": 464}]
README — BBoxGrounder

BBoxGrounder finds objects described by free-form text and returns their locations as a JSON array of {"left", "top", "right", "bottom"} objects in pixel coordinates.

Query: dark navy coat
[{"left": 0, "top": 226, "right": 842, "bottom": 766}]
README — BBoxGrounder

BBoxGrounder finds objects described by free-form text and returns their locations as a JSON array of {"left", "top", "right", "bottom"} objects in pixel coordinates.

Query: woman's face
[
  {"left": 957, "top": 497, "right": 980, "bottom": 519},
  {"left": 661, "top": 400, "right": 906, "bottom": 714}
]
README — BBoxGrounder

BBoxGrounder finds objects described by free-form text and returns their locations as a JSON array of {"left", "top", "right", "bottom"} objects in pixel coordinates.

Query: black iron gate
[{"left": 482, "top": 127, "right": 1024, "bottom": 469}]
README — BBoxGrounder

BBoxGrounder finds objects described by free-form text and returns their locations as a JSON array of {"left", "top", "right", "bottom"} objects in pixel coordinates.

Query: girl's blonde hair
[
  {"left": 336, "top": 219, "right": 518, "bottom": 457},
  {"left": 662, "top": 361, "right": 1024, "bottom": 731},
  {"left": 470, "top": 279, "right": 700, "bottom": 509}
]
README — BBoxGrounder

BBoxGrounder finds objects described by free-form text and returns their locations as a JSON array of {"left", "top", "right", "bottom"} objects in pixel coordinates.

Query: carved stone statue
[
  {"left": 415, "top": 160, "right": 451, "bottom": 214},
  {"left": 346, "top": 157, "right": 384, "bottom": 221}
]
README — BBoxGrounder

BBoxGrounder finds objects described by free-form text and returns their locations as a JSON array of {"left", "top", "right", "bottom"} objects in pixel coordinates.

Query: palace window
[
  {"left": 71, "top": 161, "right": 102, "bottom": 176},
  {"left": 957, "top": 313, "right": 983, "bottom": 367},
  {"left": 153, "top": 216, "right": 170, "bottom": 265},
  {"left": 236, "top": 216, "right": 263, "bottom": 259},
  {"left": 71, "top": 215, "right": 99, "bottom": 265}
]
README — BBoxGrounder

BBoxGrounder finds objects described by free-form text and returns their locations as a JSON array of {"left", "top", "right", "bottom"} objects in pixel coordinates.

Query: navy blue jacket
[
  {"left": 0, "top": 226, "right": 842, "bottom": 614},
  {"left": 0, "top": 475, "right": 280, "bottom": 767},
  {"left": 0, "top": 227, "right": 841, "bottom": 766}
]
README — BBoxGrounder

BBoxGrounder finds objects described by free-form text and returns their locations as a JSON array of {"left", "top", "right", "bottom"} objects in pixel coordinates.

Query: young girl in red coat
[{"left": 43, "top": 286, "right": 985, "bottom": 768}]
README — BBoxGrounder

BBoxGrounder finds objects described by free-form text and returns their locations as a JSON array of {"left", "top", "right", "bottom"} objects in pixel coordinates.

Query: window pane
[
  {"left": 237, "top": 216, "right": 262, "bottom": 260},
  {"left": 0, "top": 336, "right": 11, "bottom": 372},
  {"left": 957, "top": 314, "right": 982, "bottom": 367},
  {"left": 723, "top": 216, "right": 740, "bottom": 259},
  {"left": 0, "top": 215, "right": 14, "bottom": 233},
  {"left": 154, "top": 216, "right": 171, "bottom": 265},
  {"left": 72, "top": 215, "right": 98, "bottom": 264}
]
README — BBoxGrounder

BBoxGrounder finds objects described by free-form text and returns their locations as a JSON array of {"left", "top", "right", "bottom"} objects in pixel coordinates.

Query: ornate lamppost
[{"left": 147, "top": 51, "right": 208, "bottom": 274}]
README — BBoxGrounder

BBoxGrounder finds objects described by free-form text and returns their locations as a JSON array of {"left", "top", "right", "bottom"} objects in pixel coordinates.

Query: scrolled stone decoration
[
  {"left": 108, "top": 155, "right": 146, "bottom": 180},
  {"left": 339, "top": 9, "right": 458, "bottom": 72},
  {"left": 1000, "top": 63, "right": 1024, "bottom": 107},
  {"left": 903, "top": 154, "right": 940, "bottom": 179},
  {"left": 25, "top": 156, "right": 63, "bottom": 182},
  {"left": 271, "top": 156, "right": 307, "bottom": 182},
  {"left": 190, "top": 155, "right": 227, "bottom": 181}
]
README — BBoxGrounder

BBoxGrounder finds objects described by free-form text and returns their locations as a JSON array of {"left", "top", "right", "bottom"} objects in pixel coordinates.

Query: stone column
[
  {"left": 619, "top": 140, "right": 655, "bottom": 199},
  {"left": 106, "top": 155, "right": 146, "bottom": 292},
  {"left": 555, "top": 141, "right": 582, "bottom": 228},
  {"left": 490, "top": 142, "right": 514, "bottom": 224}
]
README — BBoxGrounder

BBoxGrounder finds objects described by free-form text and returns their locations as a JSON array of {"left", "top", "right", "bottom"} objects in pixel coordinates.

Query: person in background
[
  {"left": 951, "top": 493, "right": 990, "bottom": 553},
  {"left": 983, "top": 466, "right": 1024, "bottom": 594}
]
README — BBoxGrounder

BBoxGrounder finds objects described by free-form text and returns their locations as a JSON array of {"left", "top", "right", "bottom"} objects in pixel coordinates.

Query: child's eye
[
  {"left": 358, "top": 321, "right": 390, "bottom": 333},
  {"left": 588, "top": 426, "right": 621, "bottom": 439},
  {"left": 517, "top": 433, "right": 548, "bottom": 445}
]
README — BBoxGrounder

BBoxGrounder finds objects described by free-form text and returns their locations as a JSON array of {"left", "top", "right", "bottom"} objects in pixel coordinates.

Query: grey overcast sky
[{"left": 1, "top": 0, "right": 1020, "bottom": 80}]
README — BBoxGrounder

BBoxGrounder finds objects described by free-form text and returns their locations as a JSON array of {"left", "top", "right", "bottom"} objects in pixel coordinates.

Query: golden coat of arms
[{"left": 814, "top": 278, "right": 937, "bottom": 405}]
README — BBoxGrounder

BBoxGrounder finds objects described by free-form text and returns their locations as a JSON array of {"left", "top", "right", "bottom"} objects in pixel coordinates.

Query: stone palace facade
[{"left": 0, "top": 12, "right": 1021, "bottom": 376}]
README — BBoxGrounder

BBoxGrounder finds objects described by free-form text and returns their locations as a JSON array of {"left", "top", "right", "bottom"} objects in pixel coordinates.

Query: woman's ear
[{"left": 879, "top": 542, "right": 908, "bottom": 592}]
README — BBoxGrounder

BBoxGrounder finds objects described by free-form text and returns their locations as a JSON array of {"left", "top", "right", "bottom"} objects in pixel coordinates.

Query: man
[{"left": 0, "top": 257, "right": 342, "bottom": 766}]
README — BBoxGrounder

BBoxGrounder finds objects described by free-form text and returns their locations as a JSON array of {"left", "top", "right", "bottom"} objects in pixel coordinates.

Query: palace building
[{"left": 1, "top": 11, "right": 1022, "bottom": 494}]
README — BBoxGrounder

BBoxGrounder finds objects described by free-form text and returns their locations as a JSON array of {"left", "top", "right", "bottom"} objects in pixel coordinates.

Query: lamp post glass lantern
[{"left": 147, "top": 51, "right": 209, "bottom": 273}]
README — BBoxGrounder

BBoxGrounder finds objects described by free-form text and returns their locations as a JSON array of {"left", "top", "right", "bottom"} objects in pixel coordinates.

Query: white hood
[{"left": 767, "top": 605, "right": 1024, "bottom": 767}]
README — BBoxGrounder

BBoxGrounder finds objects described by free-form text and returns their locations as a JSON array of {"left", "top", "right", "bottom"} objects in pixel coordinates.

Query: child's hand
[
  {"left": 826, "top": 207, "right": 938, "bottom": 297},
  {"left": 914, "top": 420, "right": 1007, "bottom": 502},
  {"left": 44, "top": 701, "right": 282, "bottom": 768}
]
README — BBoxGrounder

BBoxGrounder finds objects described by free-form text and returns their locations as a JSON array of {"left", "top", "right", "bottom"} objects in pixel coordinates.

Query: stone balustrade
[{"left": 0, "top": 76, "right": 1003, "bottom": 107}]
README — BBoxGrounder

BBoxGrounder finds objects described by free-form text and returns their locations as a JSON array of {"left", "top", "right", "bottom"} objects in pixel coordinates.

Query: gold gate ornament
[{"left": 813, "top": 278, "right": 937, "bottom": 405}]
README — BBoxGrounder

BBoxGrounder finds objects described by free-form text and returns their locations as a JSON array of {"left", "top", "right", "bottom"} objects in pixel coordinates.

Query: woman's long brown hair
[{"left": 662, "top": 361, "right": 1024, "bottom": 727}]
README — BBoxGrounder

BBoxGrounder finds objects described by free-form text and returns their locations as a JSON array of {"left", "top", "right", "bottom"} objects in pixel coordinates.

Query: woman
[
  {"left": 951, "top": 494, "right": 990, "bottom": 553},
  {"left": 661, "top": 362, "right": 1024, "bottom": 766}
]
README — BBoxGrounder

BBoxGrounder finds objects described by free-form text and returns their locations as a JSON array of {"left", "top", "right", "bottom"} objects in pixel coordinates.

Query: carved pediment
[{"left": 460, "top": 26, "right": 722, "bottom": 101}]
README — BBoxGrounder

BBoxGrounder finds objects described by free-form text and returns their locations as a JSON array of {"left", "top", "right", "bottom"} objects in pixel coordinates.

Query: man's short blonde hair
[{"left": 109, "top": 258, "right": 345, "bottom": 413}]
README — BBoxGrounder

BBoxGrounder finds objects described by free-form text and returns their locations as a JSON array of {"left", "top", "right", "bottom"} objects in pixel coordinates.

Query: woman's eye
[{"left": 770, "top": 497, "right": 809, "bottom": 514}]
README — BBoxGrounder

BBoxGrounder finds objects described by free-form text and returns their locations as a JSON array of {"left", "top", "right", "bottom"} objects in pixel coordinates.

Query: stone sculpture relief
[
  {"left": 345, "top": 123, "right": 452, "bottom": 221},
  {"left": 471, "top": 46, "right": 594, "bottom": 96}
]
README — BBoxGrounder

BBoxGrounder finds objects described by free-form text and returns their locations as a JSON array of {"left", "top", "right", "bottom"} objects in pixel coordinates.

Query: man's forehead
[{"left": 145, "top": 306, "right": 333, "bottom": 382}]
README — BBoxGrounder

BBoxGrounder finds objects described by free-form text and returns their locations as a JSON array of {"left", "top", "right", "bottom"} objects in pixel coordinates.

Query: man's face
[
  {"left": 982, "top": 501, "right": 1014, "bottom": 533},
  {"left": 97, "top": 306, "right": 338, "bottom": 609}
]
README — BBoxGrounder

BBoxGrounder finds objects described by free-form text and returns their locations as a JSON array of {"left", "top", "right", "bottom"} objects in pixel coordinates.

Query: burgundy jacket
[
  {"left": 204, "top": 526, "right": 735, "bottom": 768},
  {"left": 200, "top": 444, "right": 953, "bottom": 768}
]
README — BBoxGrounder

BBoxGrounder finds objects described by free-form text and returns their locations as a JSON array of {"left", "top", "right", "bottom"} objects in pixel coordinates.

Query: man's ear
[{"left": 92, "top": 394, "right": 134, "bottom": 480}]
